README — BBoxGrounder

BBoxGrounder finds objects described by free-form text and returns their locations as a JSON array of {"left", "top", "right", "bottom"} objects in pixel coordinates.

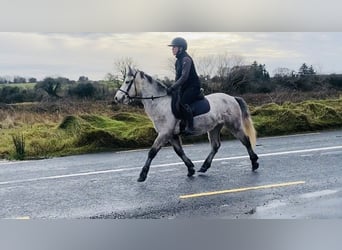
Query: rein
[{"left": 117, "top": 71, "right": 168, "bottom": 101}]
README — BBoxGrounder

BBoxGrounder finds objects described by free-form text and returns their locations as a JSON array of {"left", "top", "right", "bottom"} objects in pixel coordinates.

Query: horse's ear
[
  {"left": 129, "top": 65, "right": 137, "bottom": 77},
  {"left": 125, "top": 65, "right": 130, "bottom": 76}
]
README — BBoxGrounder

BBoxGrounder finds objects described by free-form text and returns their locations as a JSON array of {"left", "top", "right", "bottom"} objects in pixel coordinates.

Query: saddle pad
[
  {"left": 171, "top": 92, "right": 210, "bottom": 119},
  {"left": 190, "top": 98, "right": 210, "bottom": 117}
]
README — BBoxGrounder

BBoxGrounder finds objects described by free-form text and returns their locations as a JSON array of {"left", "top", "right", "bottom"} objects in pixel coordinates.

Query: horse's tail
[{"left": 235, "top": 97, "right": 257, "bottom": 149}]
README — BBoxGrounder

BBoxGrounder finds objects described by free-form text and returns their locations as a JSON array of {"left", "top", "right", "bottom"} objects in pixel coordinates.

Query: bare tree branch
[{"left": 114, "top": 57, "right": 138, "bottom": 79}]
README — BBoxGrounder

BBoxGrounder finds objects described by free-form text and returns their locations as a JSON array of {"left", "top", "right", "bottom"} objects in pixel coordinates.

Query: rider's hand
[{"left": 166, "top": 86, "right": 174, "bottom": 95}]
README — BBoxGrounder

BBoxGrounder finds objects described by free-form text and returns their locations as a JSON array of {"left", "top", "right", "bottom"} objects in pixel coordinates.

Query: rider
[{"left": 167, "top": 37, "right": 201, "bottom": 136}]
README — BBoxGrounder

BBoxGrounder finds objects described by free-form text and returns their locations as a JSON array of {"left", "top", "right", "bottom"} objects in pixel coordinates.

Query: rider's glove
[{"left": 166, "top": 86, "right": 174, "bottom": 95}]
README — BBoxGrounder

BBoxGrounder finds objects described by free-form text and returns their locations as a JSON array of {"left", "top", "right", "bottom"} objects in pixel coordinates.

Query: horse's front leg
[
  {"left": 137, "top": 133, "right": 169, "bottom": 182},
  {"left": 169, "top": 135, "right": 195, "bottom": 177},
  {"left": 198, "top": 124, "right": 223, "bottom": 173}
]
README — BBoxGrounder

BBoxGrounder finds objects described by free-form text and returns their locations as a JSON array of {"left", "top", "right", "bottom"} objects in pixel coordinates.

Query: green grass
[
  {"left": 1, "top": 97, "right": 341, "bottom": 160},
  {"left": 252, "top": 98, "right": 342, "bottom": 136},
  {"left": 0, "top": 83, "right": 36, "bottom": 89},
  {"left": 0, "top": 113, "right": 155, "bottom": 159}
]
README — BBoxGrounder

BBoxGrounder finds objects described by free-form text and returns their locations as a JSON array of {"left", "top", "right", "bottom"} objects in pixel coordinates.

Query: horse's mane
[{"left": 138, "top": 71, "right": 168, "bottom": 91}]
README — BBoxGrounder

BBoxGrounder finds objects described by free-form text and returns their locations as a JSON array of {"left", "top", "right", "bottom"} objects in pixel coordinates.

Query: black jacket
[{"left": 173, "top": 51, "right": 201, "bottom": 91}]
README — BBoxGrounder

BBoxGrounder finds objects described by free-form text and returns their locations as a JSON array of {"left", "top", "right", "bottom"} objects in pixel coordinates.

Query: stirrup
[{"left": 182, "top": 127, "right": 195, "bottom": 136}]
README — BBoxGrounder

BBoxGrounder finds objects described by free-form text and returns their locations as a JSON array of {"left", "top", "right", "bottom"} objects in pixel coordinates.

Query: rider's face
[{"left": 172, "top": 46, "right": 179, "bottom": 56}]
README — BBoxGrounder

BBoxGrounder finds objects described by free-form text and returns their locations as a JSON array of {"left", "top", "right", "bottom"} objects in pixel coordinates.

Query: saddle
[{"left": 171, "top": 89, "right": 210, "bottom": 120}]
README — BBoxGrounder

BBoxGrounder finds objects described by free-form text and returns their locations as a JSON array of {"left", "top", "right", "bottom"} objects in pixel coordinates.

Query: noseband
[
  {"left": 117, "top": 71, "right": 167, "bottom": 101},
  {"left": 117, "top": 71, "right": 138, "bottom": 100}
]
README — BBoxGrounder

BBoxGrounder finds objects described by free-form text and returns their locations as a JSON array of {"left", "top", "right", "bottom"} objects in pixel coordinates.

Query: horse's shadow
[{"left": 197, "top": 174, "right": 210, "bottom": 179}]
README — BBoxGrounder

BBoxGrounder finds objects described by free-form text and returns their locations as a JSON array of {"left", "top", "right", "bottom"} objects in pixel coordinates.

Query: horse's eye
[{"left": 125, "top": 81, "right": 130, "bottom": 84}]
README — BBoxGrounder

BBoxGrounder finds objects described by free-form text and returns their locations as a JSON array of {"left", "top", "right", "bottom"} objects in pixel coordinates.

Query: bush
[
  {"left": 328, "top": 74, "right": 342, "bottom": 89},
  {"left": 12, "top": 134, "right": 25, "bottom": 160},
  {"left": 35, "top": 77, "right": 62, "bottom": 98},
  {"left": 68, "top": 83, "right": 97, "bottom": 98}
]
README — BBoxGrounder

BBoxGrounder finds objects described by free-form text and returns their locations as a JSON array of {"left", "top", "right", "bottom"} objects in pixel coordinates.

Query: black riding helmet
[{"left": 168, "top": 37, "right": 187, "bottom": 51}]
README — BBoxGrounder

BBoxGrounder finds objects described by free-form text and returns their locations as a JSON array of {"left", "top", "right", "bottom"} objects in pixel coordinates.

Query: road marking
[
  {"left": 16, "top": 216, "right": 30, "bottom": 220},
  {"left": 4, "top": 216, "right": 31, "bottom": 220},
  {"left": 0, "top": 160, "right": 31, "bottom": 166},
  {"left": 258, "top": 132, "right": 320, "bottom": 140},
  {"left": 299, "top": 189, "right": 338, "bottom": 199},
  {"left": 211, "top": 145, "right": 342, "bottom": 163},
  {"left": 320, "top": 151, "right": 342, "bottom": 156},
  {"left": 179, "top": 181, "right": 306, "bottom": 199},
  {"left": 0, "top": 167, "right": 141, "bottom": 186},
  {"left": 159, "top": 168, "right": 179, "bottom": 173},
  {"left": 148, "top": 145, "right": 342, "bottom": 168},
  {"left": 0, "top": 145, "right": 341, "bottom": 186},
  {"left": 151, "top": 145, "right": 342, "bottom": 167}
]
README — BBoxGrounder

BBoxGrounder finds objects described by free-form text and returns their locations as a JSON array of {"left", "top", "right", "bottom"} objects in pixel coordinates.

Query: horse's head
[{"left": 114, "top": 66, "right": 138, "bottom": 104}]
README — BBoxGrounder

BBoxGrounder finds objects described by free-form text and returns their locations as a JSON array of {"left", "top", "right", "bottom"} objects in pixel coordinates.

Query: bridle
[
  {"left": 117, "top": 71, "right": 138, "bottom": 99},
  {"left": 117, "top": 70, "right": 168, "bottom": 101}
]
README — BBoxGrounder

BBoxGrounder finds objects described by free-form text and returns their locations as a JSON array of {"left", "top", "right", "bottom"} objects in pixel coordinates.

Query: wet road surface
[{"left": 0, "top": 130, "right": 341, "bottom": 218}]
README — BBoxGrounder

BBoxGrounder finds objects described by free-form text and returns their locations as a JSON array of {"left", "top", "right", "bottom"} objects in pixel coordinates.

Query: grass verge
[{"left": 0, "top": 97, "right": 341, "bottom": 160}]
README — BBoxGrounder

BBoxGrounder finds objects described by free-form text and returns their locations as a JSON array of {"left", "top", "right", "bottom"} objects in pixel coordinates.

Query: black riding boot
[{"left": 182, "top": 104, "right": 195, "bottom": 136}]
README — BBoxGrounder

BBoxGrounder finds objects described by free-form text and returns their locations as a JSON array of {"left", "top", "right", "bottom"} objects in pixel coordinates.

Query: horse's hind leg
[
  {"left": 232, "top": 129, "right": 259, "bottom": 171},
  {"left": 198, "top": 124, "right": 223, "bottom": 173},
  {"left": 169, "top": 135, "right": 195, "bottom": 177}
]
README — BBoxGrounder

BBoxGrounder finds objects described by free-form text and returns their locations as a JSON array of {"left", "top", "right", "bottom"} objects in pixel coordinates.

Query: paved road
[{"left": 0, "top": 130, "right": 341, "bottom": 218}]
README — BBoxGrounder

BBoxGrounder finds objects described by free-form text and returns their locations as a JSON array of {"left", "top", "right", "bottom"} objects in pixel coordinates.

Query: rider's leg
[
  {"left": 181, "top": 104, "right": 195, "bottom": 135},
  {"left": 180, "top": 88, "right": 198, "bottom": 136}
]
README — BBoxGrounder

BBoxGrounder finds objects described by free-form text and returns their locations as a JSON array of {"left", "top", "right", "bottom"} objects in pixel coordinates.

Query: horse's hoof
[
  {"left": 252, "top": 162, "right": 259, "bottom": 171},
  {"left": 198, "top": 167, "right": 207, "bottom": 173},
  {"left": 187, "top": 168, "right": 195, "bottom": 177},
  {"left": 137, "top": 175, "right": 147, "bottom": 182}
]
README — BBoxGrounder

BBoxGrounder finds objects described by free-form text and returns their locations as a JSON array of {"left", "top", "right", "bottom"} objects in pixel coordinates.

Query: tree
[
  {"left": 35, "top": 77, "right": 62, "bottom": 98},
  {"left": 28, "top": 77, "right": 37, "bottom": 83},
  {"left": 196, "top": 55, "right": 217, "bottom": 79},
  {"left": 251, "top": 61, "right": 270, "bottom": 80},
  {"left": 328, "top": 74, "right": 342, "bottom": 89},
  {"left": 13, "top": 76, "right": 26, "bottom": 83},
  {"left": 295, "top": 63, "right": 319, "bottom": 91},
  {"left": 224, "top": 65, "right": 251, "bottom": 92},
  {"left": 308, "top": 65, "right": 315, "bottom": 75},
  {"left": 104, "top": 73, "right": 116, "bottom": 82},
  {"left": 273, "top": 67, "right": 297, "bottom": 90},
  {"left": 298, "top": 63, "right": 316, "bottom": 76},
  {"left": 114, "top": 57, "right": 138, "bottom": 79},
  {"left": 69, "top": 83, "right": 96, "bottom": 98},
  {"left": 56, "top": 77, "right": 71, "bottom": 84},
  {"left": 273, "top": 67, "right": 294, "bottom": 78},
  {"left": 212, "top": 54, "right": 247, "bottom": 92},
  {"left": 0, "top": 77, "right": 8, "bottom": 84},
  {"left": 220, "top": 60, "right": 271, "bottom": 94},
  {"left": 78, "top": 76, "right": 89, "bottom": 83}
]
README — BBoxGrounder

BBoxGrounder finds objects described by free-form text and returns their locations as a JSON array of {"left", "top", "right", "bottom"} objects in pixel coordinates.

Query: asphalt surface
[{"left": 0, "top": 130, "right": 341, "bottom": 219}]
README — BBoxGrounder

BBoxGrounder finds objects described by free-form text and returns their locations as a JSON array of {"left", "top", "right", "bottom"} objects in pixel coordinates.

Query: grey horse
[{"left": 114, "top": 66, "right": 259, "bottom": 182}]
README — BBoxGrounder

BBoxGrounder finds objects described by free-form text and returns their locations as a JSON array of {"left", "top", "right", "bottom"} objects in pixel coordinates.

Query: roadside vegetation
[
  {"left": 1, "top": 95, "right": 341, "bottom": 160},
  {"left": 1, "top": 59, "right": 342, "bottom": 160}
]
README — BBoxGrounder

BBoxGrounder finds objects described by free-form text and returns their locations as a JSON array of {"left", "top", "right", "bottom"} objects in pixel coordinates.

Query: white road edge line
[{"left": 0, "top": 145, "right": 341, "bottom": 186}]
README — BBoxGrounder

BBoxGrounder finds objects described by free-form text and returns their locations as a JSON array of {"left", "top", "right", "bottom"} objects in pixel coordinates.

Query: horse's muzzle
[{"left": 114, "top": 93, "right": 129, "bottom": 104}]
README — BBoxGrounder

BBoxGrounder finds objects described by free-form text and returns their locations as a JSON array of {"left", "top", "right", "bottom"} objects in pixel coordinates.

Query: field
[
  {"left": 1, "top": 96, "right": 342, "bottom": 160},
  {"left": 0, "top": 83, "right": 36, "bottom": 89}
]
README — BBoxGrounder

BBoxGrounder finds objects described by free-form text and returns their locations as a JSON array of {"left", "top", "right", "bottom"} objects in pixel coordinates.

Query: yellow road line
[
  {"left": 3, "top": 216, "right": 31, "bottom": 220},
  {"left": 16, "top": 216, "right": 30, "bottom": 220},
  {"left": 179, "top": 181, "right": 305, "bottom": 199}
]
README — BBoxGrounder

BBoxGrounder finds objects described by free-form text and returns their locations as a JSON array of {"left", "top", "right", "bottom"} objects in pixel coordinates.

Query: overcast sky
[{"left": 1, "top": 32, "right": 342, "bottom": 81}]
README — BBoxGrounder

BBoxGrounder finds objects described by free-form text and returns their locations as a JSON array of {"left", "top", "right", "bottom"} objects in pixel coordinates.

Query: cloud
[{"left": 1, "top": 32, "right": 342, "bottom": 80}]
